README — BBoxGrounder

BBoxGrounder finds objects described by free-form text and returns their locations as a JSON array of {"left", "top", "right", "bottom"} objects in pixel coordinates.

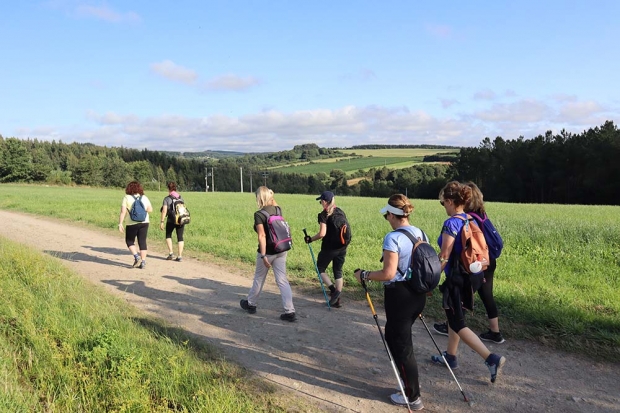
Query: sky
[{"left": 1, "top": 1, "right": 619, "bottom": 153}]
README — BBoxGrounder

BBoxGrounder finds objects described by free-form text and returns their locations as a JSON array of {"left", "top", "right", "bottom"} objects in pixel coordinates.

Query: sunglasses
[
  {"left": 439, "top": 200, "right": 445, "bottom": 206},
  {"left": 383, "top": 213, "right": 389, "bottom": 220}
]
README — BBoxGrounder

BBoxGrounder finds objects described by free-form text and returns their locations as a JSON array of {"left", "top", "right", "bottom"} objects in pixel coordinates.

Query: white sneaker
[{"left": 390, "top": 392, "right": 424, "bottom": 410}]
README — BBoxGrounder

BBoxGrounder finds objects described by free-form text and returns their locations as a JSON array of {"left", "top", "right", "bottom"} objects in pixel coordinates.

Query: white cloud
[
  {"left": 75, "top": 4, "right": 141, "bottom": 23},
  {"left": 473, "top": 89, "right": 497, "bottom": 101},
  {"left": 473, "top": 99, "right": 552, "bottom": 123},
  {"left": 203, "top": 74, "right": 261, "bottom": 92},
  {"left": 150, "top": 60, "right": 198, "bottom": 85},
  {"left": 440, "top": 99, "right": 459, "bottom": 109},
  {"left": 425, "top": 24, "right": 453, "bottom": 39}
]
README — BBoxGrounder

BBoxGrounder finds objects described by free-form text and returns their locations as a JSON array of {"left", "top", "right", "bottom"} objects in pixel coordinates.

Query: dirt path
[{"left": 1, "top": 210, "right": 618, "bottom": 413}]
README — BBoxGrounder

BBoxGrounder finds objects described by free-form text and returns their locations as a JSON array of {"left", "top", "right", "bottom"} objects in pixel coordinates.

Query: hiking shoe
[
  {"left": 166, "top": 253, "right": 174, "bottom": 260},
  {"left": 331, "top": 298, "right": 342, "bottom": 308},
  {"left": 480, "top": 330, "right": 505, "bottom": 344},
  {"left": 433, "top": 322, "right": 449, "bottom": 336},
  {"left": 485, "top": 353, "right": 506, "bottom": 383},
  {"left": 139, "top": 260, "right": 146, "bottom": 269},
  {"left": 239, "top": 299, "right": 256, "bottom": 314},
  {"left": 390, "top": 393, "right": 424, "bottom": 410},
  {"left": 132, "top": 257, "right": 142, "bottom": 268},
  {"left": 175, "top": 256, "right": 182, "bottom": 262},
  {"left": 329, "top": 290, "right": 341, "bottom": 306},
  {"left": 431, "top": 351, "right": 458, "bottom": 369},
  {"left": 280, "top": 312, "right": 297, "bottom": 322}
]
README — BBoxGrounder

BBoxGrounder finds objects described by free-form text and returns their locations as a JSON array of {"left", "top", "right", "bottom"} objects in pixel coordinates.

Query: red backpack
[{"left": 454, "top": 214, "right": 490, "bottom": 273}]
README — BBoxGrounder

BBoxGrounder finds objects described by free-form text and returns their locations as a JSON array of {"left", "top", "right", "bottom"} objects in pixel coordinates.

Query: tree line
[{"left": 0, "top": 121, "right": 618, "bottom": 205}]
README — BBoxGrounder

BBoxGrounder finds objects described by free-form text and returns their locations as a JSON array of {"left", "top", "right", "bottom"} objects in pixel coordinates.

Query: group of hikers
[{"left": 118, "top": 180, "right": 506, "bottom": 410}]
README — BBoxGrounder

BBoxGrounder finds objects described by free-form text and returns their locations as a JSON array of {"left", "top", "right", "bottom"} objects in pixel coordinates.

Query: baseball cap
[{"left": 316, "top": 191, "right": 334, "bottom": 202}]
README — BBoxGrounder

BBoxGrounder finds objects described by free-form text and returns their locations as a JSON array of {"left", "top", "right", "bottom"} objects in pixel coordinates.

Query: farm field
[
  {"left": 0, "top": 184, "right": 618, "bottom": 360},
  {"left": 270, "top": 148, "right": 458, "bottom": 175}
]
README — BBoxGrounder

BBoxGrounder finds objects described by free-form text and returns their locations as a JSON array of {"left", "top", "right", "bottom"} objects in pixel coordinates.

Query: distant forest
[{"left": 0, "top": 121, "right": 618, "bottom": 205}]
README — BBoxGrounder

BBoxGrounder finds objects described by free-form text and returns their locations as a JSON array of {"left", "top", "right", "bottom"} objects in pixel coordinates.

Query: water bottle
[{"left": 469, "top": 260, "right": 483, "bottom": 274}]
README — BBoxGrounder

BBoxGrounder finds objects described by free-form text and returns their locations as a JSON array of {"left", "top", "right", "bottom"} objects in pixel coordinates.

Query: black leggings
[
  {"left": 316, "top": 247, "right": 347, "bottom": 279},
  {"left": 125, "top": 223, "right": 149, "bottom": 250},
  {"left": 478, "top": 259, "right": 498, "bottom": 319},
  {"left": 165, "top": 221, "right": 185, "bottom": 242},
  {"left": 384, "top": 282, "right": 427, "bottom": 400}
]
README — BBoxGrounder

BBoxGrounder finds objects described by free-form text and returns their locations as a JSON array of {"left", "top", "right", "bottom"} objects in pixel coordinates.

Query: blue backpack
[
  {"left": 129, "top": 195, "right": 147, "bottom": 222},
  {"left": 469, "top": 212, "right": 503, "bottom": 260}
]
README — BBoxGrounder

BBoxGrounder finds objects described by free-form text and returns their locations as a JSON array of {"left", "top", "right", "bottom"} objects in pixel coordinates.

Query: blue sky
[{"left": 1, "top": 1, "right": 618, "bottom": 152}]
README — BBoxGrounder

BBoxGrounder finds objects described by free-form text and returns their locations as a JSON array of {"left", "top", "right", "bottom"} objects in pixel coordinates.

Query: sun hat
[{"left": 379, "top": 204, "right": 404, "bottom": 216}]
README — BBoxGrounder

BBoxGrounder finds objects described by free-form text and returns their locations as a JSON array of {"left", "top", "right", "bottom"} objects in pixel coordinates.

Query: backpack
[
  {"left": 260, "top": 206, "right": 293, "bottom": 253},
  {"left": 169, "top": 196, "right": 191, "bottom": 226},
  {"left": 328, "top": 208, "right": 352, "bottom": 248},
  {"left": 129, "top": 195, "right": 147, "bottom": 222},
  {"left": 395, "top": 229, "right": 442, "bottom": 294},
  {"left": 453, "top": 214, "right": 490, "bottom": 274},
  {"left": 468, "top": 212, "right": 503, "bottom": 260}
]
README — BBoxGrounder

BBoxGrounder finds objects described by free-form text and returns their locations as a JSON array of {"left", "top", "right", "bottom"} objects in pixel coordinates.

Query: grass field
[
  {"left": 0, "top": 236, "right": 312, "bottom": 412},
  {"left": 1, "top": 184, "right": 619, "bottom": 360},
  {"left": 270, "top": 148, "right": 458, "bottom": 175}
]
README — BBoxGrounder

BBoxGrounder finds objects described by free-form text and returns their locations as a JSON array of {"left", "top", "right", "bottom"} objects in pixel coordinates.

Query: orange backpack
[{"left": 454, "top": 214, "right": 490, "bottom": 273}]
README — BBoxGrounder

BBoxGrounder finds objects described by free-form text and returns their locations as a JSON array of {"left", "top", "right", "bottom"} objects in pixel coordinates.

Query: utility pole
[
  {"left": 262, "top": 171, "right": 269, "bottom": 186},
  {"left": 249, "top": 170, "right": 253, "bottom": 193},
  {"left": 211, "top": 167, "right": 215, "bottom": 192},
  {"left": 240, "top": 167, "right": 243, "bottom": 193}
]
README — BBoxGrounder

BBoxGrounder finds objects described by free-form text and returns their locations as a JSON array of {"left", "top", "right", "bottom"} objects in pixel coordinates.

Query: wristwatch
[{"left": 260, "top": 255, "right": 266, "bottom": 259}]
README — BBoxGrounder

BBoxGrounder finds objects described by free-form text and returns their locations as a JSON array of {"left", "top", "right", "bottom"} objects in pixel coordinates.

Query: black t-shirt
[
  {"left": 254, "top": 205, "right": 281, "bottom": 255},
  {"left": 162, "top": 194, "right": 184, "bottom": 223},
  {"left": 317, "top": 207, "right": 347, "bottom": 251}
]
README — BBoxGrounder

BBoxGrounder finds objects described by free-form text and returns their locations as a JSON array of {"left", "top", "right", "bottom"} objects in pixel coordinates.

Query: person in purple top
[{"left": 431, "top": 181, "right": 506, "bottom": 384}]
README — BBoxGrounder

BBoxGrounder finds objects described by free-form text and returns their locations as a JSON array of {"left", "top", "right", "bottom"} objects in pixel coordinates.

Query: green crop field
[
  {"left": 271, "top": 148, "right": 458, "bottom": 175},
  {"left": 272, "top": 156, "right": 424, "bottom": 174},
  {"left": 1, "top": 184, "right": 619, "bottom": 360},
  {"left": 343, "top": 148, "right": 459, "bottom": 157}
]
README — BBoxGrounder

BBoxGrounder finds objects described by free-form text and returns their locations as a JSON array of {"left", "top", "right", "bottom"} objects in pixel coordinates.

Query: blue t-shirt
[
  {"left": 382, "top": 225, "right": 426, "bottom": 285},
  {"left": 437, "top": 213, "right": 468, "bottom": 275}
]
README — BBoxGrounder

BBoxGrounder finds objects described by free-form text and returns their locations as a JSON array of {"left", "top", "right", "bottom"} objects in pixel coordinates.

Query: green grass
[
  {"left": 0, "top": 235, "right": 314, "bottom": 412},
  {"left": 343, "top": 148, "right": 458, "bottom": 157},
  {"left": 1, "top": 184, "right": 619, "bottom": 360},
  {"left": 272, "top": 156, "right": 424, "bottom": 174}
]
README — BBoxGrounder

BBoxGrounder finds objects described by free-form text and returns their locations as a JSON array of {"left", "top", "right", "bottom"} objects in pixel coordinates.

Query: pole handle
[{"left": 302, "top": 228, "right": 308, "bottom": 237}]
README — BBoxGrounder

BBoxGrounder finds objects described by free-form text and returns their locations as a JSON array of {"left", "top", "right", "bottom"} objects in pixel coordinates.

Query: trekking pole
[
  {"left": 361, "top": 280, "right": 413, "bottom": 413},
  {"left": 302, "top": 228, "right": 331, "bottom": 309},
  {"left": 418, "top": 314, "right": 470, "bottom": 403}
]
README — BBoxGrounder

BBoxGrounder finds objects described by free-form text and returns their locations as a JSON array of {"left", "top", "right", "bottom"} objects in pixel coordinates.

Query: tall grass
[
  {"left": 0, "top": 236, "right": 313, "bottom": 412},
  {"left": 1, "top": 184, "right": 619, "bottom": 359}
]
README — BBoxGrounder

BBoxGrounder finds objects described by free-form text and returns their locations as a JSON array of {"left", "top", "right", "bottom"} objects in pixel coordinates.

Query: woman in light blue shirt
[{"left": 354, "top": 194, "right": 428, "bottom": 410}]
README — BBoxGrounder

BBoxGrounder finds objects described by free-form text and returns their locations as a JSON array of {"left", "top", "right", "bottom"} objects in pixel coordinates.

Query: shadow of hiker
[
  {"left": 45, "top": 250, "right": 128, "bottom": 268},
  {"left": 82, "top": 245, "right": 129, "bottom": 256},
  {"left": 101, "top": 275, "right": 393, "bottom": 407}
]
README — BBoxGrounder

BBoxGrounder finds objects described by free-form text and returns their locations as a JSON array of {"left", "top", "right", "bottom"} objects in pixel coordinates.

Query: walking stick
[
  {"left": 361, "top": 280, "right": 413, "bottom": 413},
  {"left": 302, "top": 228, "right": 331, "bottom": 309},
  {"left": 418, "top": 314, "right": 470, "bottom": 403}
]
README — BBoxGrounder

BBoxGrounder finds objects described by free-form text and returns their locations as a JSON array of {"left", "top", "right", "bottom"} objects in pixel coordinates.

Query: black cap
[{"left": 316, "top": 191, "right": 334, "bottom": 202}]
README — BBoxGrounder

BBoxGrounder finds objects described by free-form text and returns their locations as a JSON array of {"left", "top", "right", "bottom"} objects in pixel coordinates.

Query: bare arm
[
  {"left": 118, "top": 205, "right": 127, "bottom": 233},
  {"left": 160, "top": 204, "right": 168, "bottom": 230},
  {"left": 439, "top": 234, "right": 456, "bottom": 271},
  {"left": 256, "top": 223, "right": 271, "bottom": 268},
  {"left": 310, "top": 222, "right": 327, "bottom": 242},
  {"left": 355, "top": 250, "right": 399, "bottom": 282}
]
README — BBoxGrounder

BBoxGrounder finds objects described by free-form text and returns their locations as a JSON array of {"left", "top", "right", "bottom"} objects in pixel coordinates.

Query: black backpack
[
  {"left": 327, "top": 208, "right": 352, "bottom": 248},
  {"left": 395, "top": 229, "right": 441, "bottom": 294}
]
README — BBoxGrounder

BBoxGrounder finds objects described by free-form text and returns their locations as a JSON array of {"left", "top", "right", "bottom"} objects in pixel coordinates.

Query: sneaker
[
  {"left": 331, "top": 298, "right": 342, "bottom": 308},
  {"left": 485, "top": 353, "right": 506, "bottom": 383},
  {"left": 433, "top": 322, "right": 449, "bottom": 336},
  {"left": 175, "top": 256, "right": 182, "bottom": 262},
  {"left": 389, "top": 393, "right": 424, "bottom": 410},
  {"left": 166, "top": 253, "right": 174, "bottom": 260},
  {"left": 139, "top": 260, "right": 146, "bottom": 269},
  {"left": 431, "top": 351, "right": 458, "bottom": 369},
  {"left": 480, "top": 330, "right": 505, "bottom": 344},
  {"left": 329, "top": 290, "right": 341, "bottom": 306},
  {"left": 239, "top": 299, "right": 256, "bottom": 314},
  {"left": 132, "top": 257, "right": 142, "bottom": 268},
  {"left": 280, "top": 312, "right": 297, "bottom": 322}
]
